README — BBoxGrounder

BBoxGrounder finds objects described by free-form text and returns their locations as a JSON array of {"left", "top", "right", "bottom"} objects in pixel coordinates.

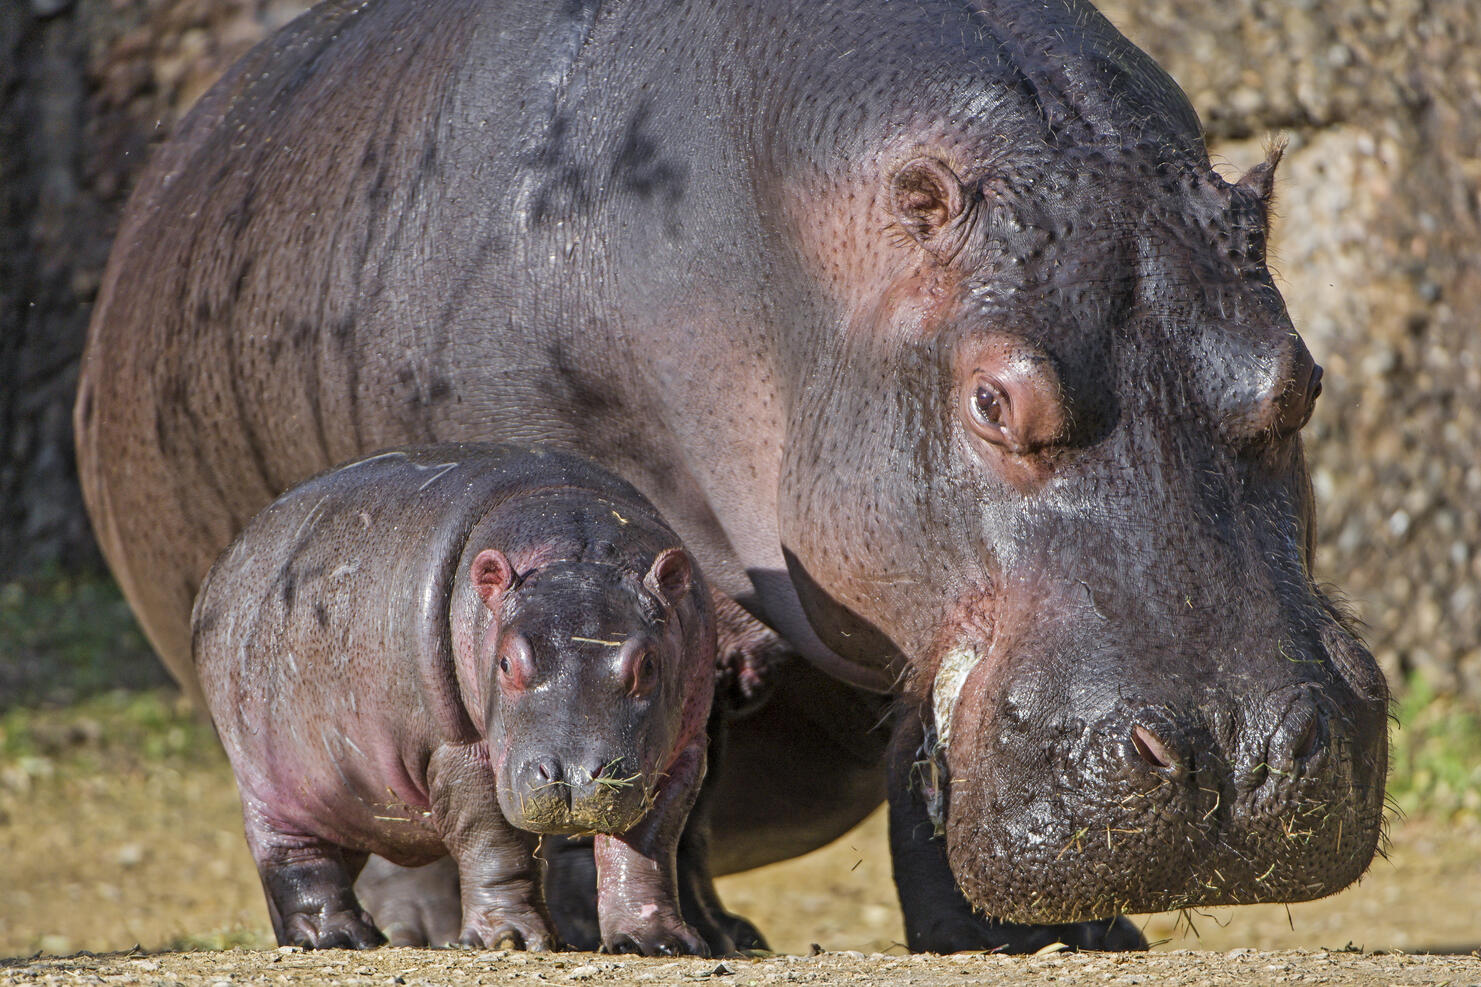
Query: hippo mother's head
[{"left": 773, "top": 1, "right": 1387, "bottom": 923}]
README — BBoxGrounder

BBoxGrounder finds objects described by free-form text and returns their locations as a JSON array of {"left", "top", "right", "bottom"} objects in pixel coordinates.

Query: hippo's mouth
[
  {"left": 940, "top": 699, "right": 1389, "bottom": 922},
  {"left": 501, "top": 772, "right": 658, "bottom": 837}
]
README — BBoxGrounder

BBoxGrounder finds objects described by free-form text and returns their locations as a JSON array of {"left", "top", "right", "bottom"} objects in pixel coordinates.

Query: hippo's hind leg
[
  {"left": 674, "top": 707, "right": 767, "bottom": 954},
  {"left": 355, "top": 855, "right": 463, "bottom": 947},
  {"left": 885, "top": 715, "right": 1147, "bottom": 954},
  {"left": 242, "top": 804, "right": 384, "bottom": 949},
  {"left": 541, "top": 836, "right": 602, "bottom": 950}
]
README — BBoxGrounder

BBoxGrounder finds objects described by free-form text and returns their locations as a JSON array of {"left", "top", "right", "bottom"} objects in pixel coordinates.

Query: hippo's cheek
[{"left": 937, "top": 643, "right": 1388, "bottom": 923}]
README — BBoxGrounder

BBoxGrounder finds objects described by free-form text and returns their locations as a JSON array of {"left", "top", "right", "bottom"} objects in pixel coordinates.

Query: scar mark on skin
[
  {"left": 412, "top": 460, "right": 460, "bottom": 491},
  {"left": 341, "top": 451, "right": 407, "bottom": 470},
  {"left": 293, "top": 495, "right": 331, "bottom": 542},
  {"left": 932, "top": 644, "right": 982, "bottom": 748}
]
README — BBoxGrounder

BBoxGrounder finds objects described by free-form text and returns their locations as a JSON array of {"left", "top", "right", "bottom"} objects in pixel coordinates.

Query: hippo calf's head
[
  {"left": 471, "top": 547, "right": 696, "bottom": 835},
  {"left": 775, "top": 67, "right": 1387, "bottom": 918}
]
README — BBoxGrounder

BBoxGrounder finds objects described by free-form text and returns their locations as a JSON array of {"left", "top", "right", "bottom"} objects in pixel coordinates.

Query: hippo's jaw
[{"left": 932, "top": 596, "right": 1388, "bottom": 922}]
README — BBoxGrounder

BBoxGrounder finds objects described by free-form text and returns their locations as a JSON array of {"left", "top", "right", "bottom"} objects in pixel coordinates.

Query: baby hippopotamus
[{"left": 192, "top": 443, "right": 715, "bottom": 955}]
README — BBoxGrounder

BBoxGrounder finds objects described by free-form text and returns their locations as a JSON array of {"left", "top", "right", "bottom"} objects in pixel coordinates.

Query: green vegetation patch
[
  {"left": 1387, "top": 675, "right": 1481, "bottom": 822},
  {"left": 0, "top": 688, "right": 219, "bottom": 787}
]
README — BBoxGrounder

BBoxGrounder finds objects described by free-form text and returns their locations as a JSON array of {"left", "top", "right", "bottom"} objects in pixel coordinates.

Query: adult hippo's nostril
[
  {"left": 1269, "top": 701, "right": 1325, "bottom": 770},
  {"left": 1129, "top": 724, "right": 1179, "bottom": 772}
]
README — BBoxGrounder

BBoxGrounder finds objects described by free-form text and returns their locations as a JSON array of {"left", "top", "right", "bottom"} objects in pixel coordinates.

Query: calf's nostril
[
  {"left": 533, "top": 758, "right": 562, "bottom": 784},
  {"left": 1131, "top": 724, "right": 1177, "bottom": 771}
]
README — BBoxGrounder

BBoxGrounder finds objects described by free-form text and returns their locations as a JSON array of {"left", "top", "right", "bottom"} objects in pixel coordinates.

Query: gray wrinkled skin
[{"left": 79, "top": 0, "right": 1386, "bottom": 950}]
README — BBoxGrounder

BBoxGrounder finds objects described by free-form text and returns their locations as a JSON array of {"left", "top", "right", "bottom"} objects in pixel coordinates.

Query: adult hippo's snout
[{"left": 933, "top": 584, "right": 1388, "bottom": 924}]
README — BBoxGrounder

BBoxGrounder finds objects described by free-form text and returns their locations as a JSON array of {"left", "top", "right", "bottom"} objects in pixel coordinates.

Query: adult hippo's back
[{"left": 77, "top": 0, "right": 1388, "bottom": 947}]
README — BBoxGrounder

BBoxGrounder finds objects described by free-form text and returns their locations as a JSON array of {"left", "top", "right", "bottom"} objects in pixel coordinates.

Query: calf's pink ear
[
  {"left": 644, "top": 547, "right": 693, "bottom": 604},
  {"left": 471, "top": 549, "right": 515, "bottom": 608}
]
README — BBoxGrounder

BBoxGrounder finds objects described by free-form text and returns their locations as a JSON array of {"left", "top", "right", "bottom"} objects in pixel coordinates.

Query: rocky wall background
[
  {"left": 0, "top": 0, "right": 311, "bottom": 575},
  {"left": 1, "top": 0, "right": 1477, "bottom": 694}
]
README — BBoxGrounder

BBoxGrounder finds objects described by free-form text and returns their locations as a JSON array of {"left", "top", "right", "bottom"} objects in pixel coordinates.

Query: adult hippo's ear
[
  {"left": 471, "top": 548, "right": 516, "bottom": 609},
  {"left": 644, "top": 548, "right": 693, "bottom": 606},
  {"left": 890, "top": 156, "right": 976, "bottom": 264},
  {"left": 1235, "top": 140, "right": 1286, "bottom": 237}
]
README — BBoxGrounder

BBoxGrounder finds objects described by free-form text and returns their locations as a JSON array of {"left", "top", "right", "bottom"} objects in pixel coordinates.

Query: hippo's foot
[
  {"left": 460, "top": 907, "right": 556, "bottom": 951},
  {"left": 602, "top": 915, "right": 709, "bottom": 957},
  {"left": 690, "top": 903, "right": 767, "bottom": 955},
  {"left": 542, "top": 835, "right": 603, "bottom": 950},
  {"left": 908, "top": 915, "right": 1146, "bottom": 954},
  {"left": 713, "top": 592, "right": 794, "bottom": 719},
  {"left": 675, "top": 852, "right": 768, "bottom": 955},
  {"left": 281, "top": 907, "right": 386, "bottom": 950},
  {"left": 355, "top": 855, "right": 463, "bottom": 947},
  {"left": 259, "top": 854, "right": 386, "bottom": 950}
]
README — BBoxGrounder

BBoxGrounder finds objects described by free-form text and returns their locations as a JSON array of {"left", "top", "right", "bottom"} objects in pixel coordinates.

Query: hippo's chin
[{"left": 940, "top": 704, "right": 1388, "bottom": 922}]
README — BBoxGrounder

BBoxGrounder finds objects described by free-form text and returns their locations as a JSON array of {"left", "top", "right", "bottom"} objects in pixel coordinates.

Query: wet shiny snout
[
  {"left": 507, "top": 753, "right": 650, "bottom": 834},
  {"left": 944, "top": 657, "right": 1386, "bottom": 922}
]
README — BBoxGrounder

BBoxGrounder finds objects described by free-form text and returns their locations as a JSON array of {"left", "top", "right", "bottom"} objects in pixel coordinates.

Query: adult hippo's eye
[
  {"left": 975, "top": 385, "right": 1002, "bottom": 424},
  {"left": 955, "top": 341, "right": 1068, "bottom": 458},
  {"left": 966, "top": 377, "right": 1014, "bottom": 446}
]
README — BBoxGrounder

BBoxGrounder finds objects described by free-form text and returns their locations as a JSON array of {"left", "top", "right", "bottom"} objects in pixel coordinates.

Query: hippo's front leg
[
  {"left": 428, "top": 744, "right": 556, "bottom": 950},
  {"left": 886, "top": 714, "right": 1147, "bottom": 954},
  {"left": 594, "top": 743, "right": 709, "bottom": 956}
]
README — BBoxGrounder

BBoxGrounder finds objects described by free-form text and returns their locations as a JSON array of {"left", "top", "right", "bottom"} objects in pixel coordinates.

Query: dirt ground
[
  {"left": 2, "top": 691, "right": 1479, "bottom": 984},
  {"left": 5, "top": 946, "right": 1481, "bottom": 987}
]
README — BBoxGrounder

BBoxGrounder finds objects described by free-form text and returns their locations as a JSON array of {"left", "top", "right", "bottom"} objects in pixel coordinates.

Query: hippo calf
[{"left": 192, "top": 443, "right": 715, "bottom": 955}]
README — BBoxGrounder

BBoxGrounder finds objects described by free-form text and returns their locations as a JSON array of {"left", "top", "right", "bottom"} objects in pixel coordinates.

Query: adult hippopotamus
[
  {"left": 194, "top": 443, "right": 716, "bottom": 954},
  {"left": 76, "top": 0, "right": 1389, "bottom": 951}
]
